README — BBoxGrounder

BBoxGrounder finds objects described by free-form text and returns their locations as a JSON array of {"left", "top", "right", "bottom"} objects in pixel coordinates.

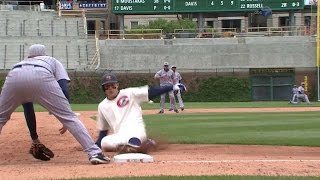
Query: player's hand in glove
[
  {"left": 173, "top": 84, "right": 180, "bottom": 91},
  {"left": 173, "top": 83, "right": 186, "bottom": 91},
  {"left": 29, "top": 143, "right": 54, "bottom": 161}
]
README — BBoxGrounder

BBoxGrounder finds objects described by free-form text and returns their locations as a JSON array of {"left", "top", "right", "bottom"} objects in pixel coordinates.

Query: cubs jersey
[
  {"left": 155, "top": 69, "right": 176, "bottom": 85},
  {"left": 96, "top": 86, "right": 149, "bottom": 133},
  {"left": 13, "top": 56, "right": 70, "bottom": 81}
]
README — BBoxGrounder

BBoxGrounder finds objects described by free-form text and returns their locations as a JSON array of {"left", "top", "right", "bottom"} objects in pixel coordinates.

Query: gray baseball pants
[
  {"left": 174, "top": 90, "right": 184, "bottom": 108},
  {"left": 0, "top": 65, "right": 101, "bottom": 158},
  {"left": 160, "top": 84, "right": 176, "bottom": 111}
]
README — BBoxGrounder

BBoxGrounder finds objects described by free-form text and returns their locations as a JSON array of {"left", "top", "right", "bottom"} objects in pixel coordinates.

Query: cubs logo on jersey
[{"left": 117, "top": 96, "right": 129, "bottom": 107}]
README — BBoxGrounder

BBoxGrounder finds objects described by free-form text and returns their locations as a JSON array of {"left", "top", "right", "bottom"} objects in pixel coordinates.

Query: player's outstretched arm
[
  {"left": 57, "top": 79, "right": 71, "bottom": 134},
  {"left": 148, "top": 84, "right": 182, "bottom": 100}
]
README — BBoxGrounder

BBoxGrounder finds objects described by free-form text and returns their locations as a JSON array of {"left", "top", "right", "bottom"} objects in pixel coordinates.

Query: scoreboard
[{"left": 112, "top": 0, "right": 304, "bottom": 14}]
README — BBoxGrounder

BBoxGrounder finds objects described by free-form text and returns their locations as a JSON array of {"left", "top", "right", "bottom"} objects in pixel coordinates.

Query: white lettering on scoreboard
[
  {"left": 246, "top": 4, "right": 263, "bottom": 8},
  {"left": 185, "top": 1, "right": 197, "bottom": 6}
]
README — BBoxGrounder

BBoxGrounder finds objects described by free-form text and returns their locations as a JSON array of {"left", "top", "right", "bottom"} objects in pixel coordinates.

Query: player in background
[
  {"left": 290, "top": 82, "right": 311, "bottom": 104},
  {"left": 154, "top": 62, "right": 178, "bottom": 114},
  {"left": 289, "top": 85, "right": 298, "bottom": 104},
  {"left": 94, "top": 73, "right": 184, "bottom": 153},
  {"left": 170, "top": 65, "right": 185, "bottom": 111},
  {"left": 0, "top": 44, "right": 110, "bottom": 164}
]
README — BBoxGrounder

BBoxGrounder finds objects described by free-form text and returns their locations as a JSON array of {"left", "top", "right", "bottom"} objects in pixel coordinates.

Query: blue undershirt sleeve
[
  {"left": 58, "top": 79, "right": 70, "bottom": 102},
  {"left": 148, "top": 85, "right": 173, "bottom": 100}
]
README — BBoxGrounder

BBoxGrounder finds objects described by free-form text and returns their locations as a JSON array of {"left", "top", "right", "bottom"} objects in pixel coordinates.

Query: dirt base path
[{"left": 0, "top": 108, "right": 320, "bottom": 180}]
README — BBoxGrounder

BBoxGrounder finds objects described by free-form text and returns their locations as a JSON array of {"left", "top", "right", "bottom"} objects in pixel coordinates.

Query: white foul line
[{"left": 162, "top": 159, "right": 320, "bottom": 163}]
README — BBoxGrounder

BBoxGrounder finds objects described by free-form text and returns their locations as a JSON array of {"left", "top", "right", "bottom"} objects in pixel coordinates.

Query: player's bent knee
[{"left": 101, "top": 136, "right": 118, "bottom": 151}]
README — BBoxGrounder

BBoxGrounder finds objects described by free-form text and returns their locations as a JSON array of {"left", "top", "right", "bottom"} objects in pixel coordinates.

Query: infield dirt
[{"left": 0, "top": 107, "right": 320, "bottom": 180}]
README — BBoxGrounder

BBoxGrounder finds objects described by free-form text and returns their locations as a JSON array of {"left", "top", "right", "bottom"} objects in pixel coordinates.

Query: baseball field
[{"left": 0, "top": 102, "right": 320, "bottom": 179}]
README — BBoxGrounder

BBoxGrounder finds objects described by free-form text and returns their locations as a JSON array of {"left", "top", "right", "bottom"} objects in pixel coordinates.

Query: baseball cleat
[
  {"left": 117, "top": 145, "right": 139, "bottom": 154},
  {"left": 89, "top": 153, "right": 111, "bottom": 165},
  {"left": 117, "top": 138, "right": 158, "bottom": 154},
  {"left": 181, "top": 107, "right": 184, "bottom": 111},
  {"left": 174, "top": 109, "right": 179, "bottom": 113},
  {"left": 158, "top": 110, "right": 164, "bottom": 114}
]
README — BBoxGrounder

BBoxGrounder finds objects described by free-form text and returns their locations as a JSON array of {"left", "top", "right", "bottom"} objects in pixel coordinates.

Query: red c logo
[{"left": 117, "top": 96, "right": 129, "bottom": 107}]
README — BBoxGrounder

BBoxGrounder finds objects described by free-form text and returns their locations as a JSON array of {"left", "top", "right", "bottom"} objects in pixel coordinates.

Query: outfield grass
[
  {"left": 79, "top": 176, "right": 319, "bottom": 180},
  {"left": 14, "top": 102, "right": 320, "bottom": 147},
  {"left": 144, "top": 112, "right": 320, "bottom": 146},
  {"left": 13, "top": 101, "right": 320, "bottom": 112},
  {"left": 141, "top": 101, "right": 320, "bottom": 109}
]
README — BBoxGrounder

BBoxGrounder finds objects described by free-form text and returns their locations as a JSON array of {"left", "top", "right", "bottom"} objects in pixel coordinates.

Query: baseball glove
[{"left": 29, "top": 143, "right": 54, "bottom": 161}]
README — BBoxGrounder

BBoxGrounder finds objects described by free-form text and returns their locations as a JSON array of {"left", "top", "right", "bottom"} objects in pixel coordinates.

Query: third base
[{"left": 113, "top": 153, "right": 154, "bottom": 163}]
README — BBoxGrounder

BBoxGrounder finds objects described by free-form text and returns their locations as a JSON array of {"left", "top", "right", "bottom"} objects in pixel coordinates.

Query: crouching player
[{"left": 95, "top": 73, "right": 183, "bottom": 154}]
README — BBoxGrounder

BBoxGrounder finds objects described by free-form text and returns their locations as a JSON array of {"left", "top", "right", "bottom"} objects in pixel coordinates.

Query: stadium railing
[
  {"left": 98, "top": 26, "right": 311, "bottom": 40},
  {"left": 92, "top": 29, "right": 164, "bottom": 40}
]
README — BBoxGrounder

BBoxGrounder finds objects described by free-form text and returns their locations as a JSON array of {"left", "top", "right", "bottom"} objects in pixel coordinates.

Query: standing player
[
  {"left": 94, "top": 73, "right": 183, "bottom": 153},
  {"left": 289, "top": 85, "right": 298, "bottom": 104},
  {"left": 171, "top": 65, "right": 185, "bottom": 111},
  {"left": 154, "top": 62, "right": 178, "bottom": 113},
  {"left": 0, "top": 44, "right": 110, "bottom": 164}
]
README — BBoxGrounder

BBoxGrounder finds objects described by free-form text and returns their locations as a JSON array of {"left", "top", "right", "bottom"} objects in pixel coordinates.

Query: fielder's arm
[
  {"left": 57, "top": 79, "right": 71, "bottom": 134},
  {"left": 154, "top": 74, "right": 160, "bottom": 79},
  {"left": 23, "top": 103, "right": 39, "bottom": 142}
]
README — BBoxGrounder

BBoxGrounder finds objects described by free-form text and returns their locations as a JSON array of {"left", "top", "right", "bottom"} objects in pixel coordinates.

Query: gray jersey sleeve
[
  {"left": 154, "top": 70, "right": 161, "bottom": 78},
  {"left": 54, "top": 59, "right": 70, "bottom": 81}
]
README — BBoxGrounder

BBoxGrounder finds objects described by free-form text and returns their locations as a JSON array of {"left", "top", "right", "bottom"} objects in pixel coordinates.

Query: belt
[{"left": 13, "top": 64, "right": 51, "bottom": 73}]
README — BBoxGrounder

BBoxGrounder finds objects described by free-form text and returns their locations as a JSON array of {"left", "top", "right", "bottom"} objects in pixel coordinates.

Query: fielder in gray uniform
[
  {"left": 154, "top": 62, "right": 178, "bottom": 113},
  {"left": 171, "top": 65, "right": 185, "bottom": 111},
  {"left": 289, "top": 85, "right": 298, "bottom": 103},
  {"left": 290, "top": 82, "right": 311, "bottom": 104},
  {"left": 0, "top": 44, "right": 110, "bottom": 165}
]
